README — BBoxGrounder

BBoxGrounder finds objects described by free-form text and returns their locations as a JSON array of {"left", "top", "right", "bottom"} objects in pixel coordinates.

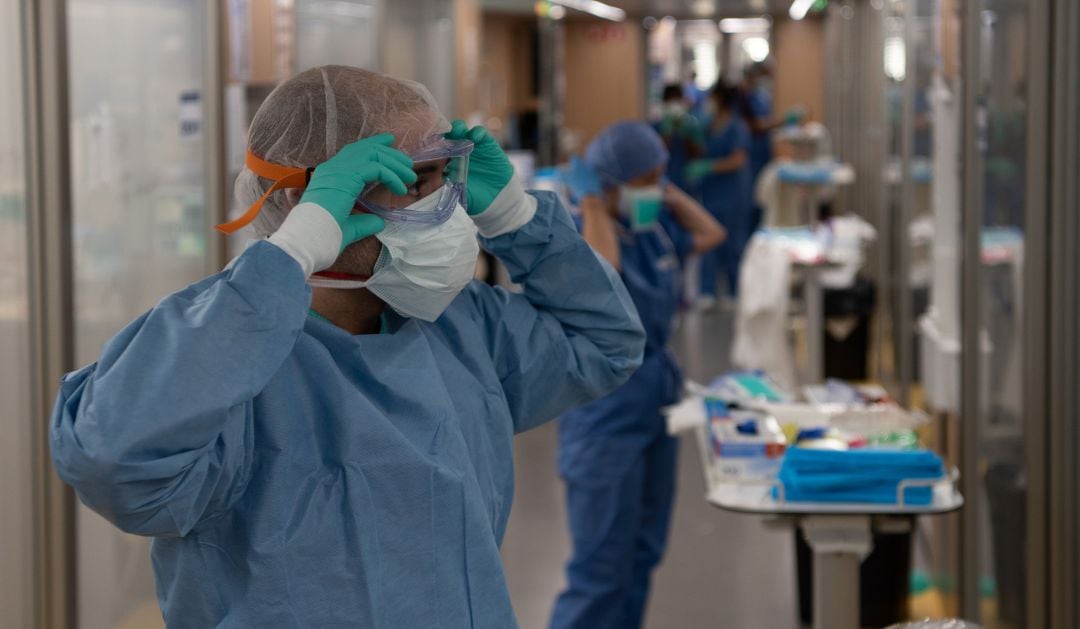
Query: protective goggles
[
  {"left": 216, "top": 137, "right": 473, "bottom": 235},
  {"left": 357, "top": 138, "right": 472, "bottom": 224}
]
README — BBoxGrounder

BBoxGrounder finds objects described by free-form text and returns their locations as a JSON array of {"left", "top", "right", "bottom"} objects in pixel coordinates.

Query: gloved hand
[
  {"left": 658, "top": 113, "right": 677, "bottom": 138},
  {"left": 268, "top": 133, "right": 416, "bottom": 276},
  {"left": 445, "top": 120, "right": 514, "bottom": 216},
  {"left": 685, "top": 119, "right": 708, "bottom": 147},
  {"left": 685, "top": 159, "right": 716, "bottom": 183},
  {"left": 563, "top": 156, "right": 603, "bottom": 201},
  {"left": 446, "top": 120, "right": 536, "bottom": 238},
  {"left": 301, "top": 133, "right": 416, "bottom": 246}
]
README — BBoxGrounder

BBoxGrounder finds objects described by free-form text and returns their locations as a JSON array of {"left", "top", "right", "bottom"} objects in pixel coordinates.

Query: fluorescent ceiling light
[
  {"left": 742, "top": 37, "right": 770, "bottom": 62},
  {"left": 883, "top": 36, "right": 906, "bottom": 81},
  {"left": 549, "top": 0, "right": 626, "bottom": 21},
  {"left": 719, "top": 17, "right": 771, "bottom": 33},
  {"left": 789, "top": 0, "right": 815, "bottom": 20}
]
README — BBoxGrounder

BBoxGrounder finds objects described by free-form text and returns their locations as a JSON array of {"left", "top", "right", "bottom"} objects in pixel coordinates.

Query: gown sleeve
[
  {"left": 470, "top": 191, "right": 645, "bottom": 433},
  {"left": 50, "top": 241, "right": 310, "bottom": 537}
]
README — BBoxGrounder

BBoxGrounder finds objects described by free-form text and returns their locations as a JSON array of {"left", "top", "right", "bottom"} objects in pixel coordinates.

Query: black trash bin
[
  {"left": 796, "top": 519, "right": 913, "bottom": 627},
  {"left": 822, "top": 278, "right": 877, "bottom": 381}
]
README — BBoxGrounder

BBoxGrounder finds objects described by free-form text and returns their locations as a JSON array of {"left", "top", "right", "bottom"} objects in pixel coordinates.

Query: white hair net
[{"left": 235, "top": 65, "right": 451, "bottom": 238}]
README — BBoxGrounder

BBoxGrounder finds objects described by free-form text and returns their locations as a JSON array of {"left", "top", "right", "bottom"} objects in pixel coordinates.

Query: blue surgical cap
[{"left": 584, "top": 121, "right": 669, "bottom": 187}]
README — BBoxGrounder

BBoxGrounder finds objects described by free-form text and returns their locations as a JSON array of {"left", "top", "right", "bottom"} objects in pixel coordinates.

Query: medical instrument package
[
  {"left": 706, "top": 398, "right": 787, "bottom": 480},
  {"left": 775, "top": 447, "right": 946, "bottom": 505}
]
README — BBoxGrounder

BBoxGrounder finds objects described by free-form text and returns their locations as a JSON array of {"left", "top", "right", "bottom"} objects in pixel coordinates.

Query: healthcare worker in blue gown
[
  {"left": 653, "top": 83, "right": 706, "bottom": 195},
  {"left": 686, "top": 82, "right": 753, "bottom": 306},
  {"left": 740, "top": 62, "right": 776, "bottom": 235},
  {"left": 550, "top": 121, "right": 726, "bottom": 629},
  {"left": 49, "top": 66, "right": 645, "bottom": 629}
]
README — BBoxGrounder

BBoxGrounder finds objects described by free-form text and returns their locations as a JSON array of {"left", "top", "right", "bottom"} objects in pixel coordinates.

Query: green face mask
[{"left": 618, "top": 185, "right": 664, "bottom": 231}]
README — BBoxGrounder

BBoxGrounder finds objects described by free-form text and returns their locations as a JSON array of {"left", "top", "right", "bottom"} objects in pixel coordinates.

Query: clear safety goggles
[
  {"left": 356, "top": 138, "right": 473, "bottom": 224},
  {"left": 216, "top": 137, "right": 473, "bottom": 235}
]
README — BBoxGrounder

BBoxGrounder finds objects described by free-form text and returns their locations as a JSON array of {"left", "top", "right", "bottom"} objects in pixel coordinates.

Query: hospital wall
[
  {"left": 773, "top": 17, "right": 825, "bottom": 123},
  {"left": 480, "top": 13, "right": 538, "bottom": 140},
  {"left": 480, "top": 14, "right": 647, "bottom": 153},
  {"left": 562, "top": 19, "right": 646, "bottom": 152}
]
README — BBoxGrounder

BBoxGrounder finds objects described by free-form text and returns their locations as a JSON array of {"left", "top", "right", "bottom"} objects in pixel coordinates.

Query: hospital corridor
[{"left": 2, "top": 1, "right": 1079, "bottom": 628}]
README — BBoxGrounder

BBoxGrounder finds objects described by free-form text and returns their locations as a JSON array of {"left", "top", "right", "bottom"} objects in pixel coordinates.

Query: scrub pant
[
  {"left": 700, "top": 215, "right": 746, "bottom": 298},
  {"left": 549, "top": 434, "right": 679, "bottom": 629}
]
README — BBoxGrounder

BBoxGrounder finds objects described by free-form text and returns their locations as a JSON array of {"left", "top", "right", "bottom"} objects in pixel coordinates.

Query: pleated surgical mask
[
  {"left": 617, "top": 185, "right": 664, "bottom": 232},
  {"left": 307, "top": 188, "right": 479, "bottom": 322}
]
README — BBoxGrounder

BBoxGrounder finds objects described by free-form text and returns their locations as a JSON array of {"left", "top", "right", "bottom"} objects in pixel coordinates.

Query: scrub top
[
  {"left": 745, "top": 88, "right": 774, "bottom": 178},
  {"left": 559, "top": 210, "right": 693, "bottom": 468},
  {"left": 699, "top": 116, "right": 753, "bottom": 217},
  {"left": 50, "top": 192, "right": 645, "bottom": 629}
]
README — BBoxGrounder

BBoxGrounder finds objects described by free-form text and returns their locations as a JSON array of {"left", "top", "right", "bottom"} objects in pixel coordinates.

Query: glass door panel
[
  {"left": 973, "top": 1, "right": 1029, "bottom": 625},
  {"left": 68, "top": 1, "right": 210, "bottom": 626}
]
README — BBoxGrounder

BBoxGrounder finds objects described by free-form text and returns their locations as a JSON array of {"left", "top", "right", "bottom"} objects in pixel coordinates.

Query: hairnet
[
  {"left": 235, "top": 65, "right": 450, "bottom": 238},
  {"left": 584, "top": 121, "right": 669, "bottom": 187}
]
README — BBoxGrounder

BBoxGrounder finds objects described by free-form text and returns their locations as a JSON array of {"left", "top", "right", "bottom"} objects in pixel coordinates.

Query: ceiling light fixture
[
  {"left": 789, "top": 0, "right": 816, "bottom": 20},
  {"left": 719, "top": 17, "right": 771, "bottom": 33},
  {"left": 549, "top": 0, "right": 626, "bottom": 21}
]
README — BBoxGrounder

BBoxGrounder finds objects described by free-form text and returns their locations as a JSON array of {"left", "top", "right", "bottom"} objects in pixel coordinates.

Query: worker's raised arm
[
  {"left": 51, "top": 134, "right": 421, "bottom": 537},
  {"left": 442, "top": 122, "right": 644, "bottom": 433}
]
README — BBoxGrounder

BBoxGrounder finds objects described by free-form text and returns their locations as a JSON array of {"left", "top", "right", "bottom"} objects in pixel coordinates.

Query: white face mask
[
  {"left": 308, "top": 189, "right": 480, "bottom": 322},
  {"left": 617, "top": 184, "right": 664, "bottom": 232},
  {"left": 662, "top": 102, "right": 687, "bottom": 117}
]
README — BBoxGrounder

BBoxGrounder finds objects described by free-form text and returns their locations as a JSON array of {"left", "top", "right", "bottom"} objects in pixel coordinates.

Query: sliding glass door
[{"left": 67, "top": 1, "right": 211, "bottom": 626}]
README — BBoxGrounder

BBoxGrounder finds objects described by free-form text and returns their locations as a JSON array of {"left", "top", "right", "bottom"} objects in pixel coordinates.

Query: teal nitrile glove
[
  {"left": 564, "top": 155, "right": 603, "bottom": 201},
  {"left": 686, "top": 119, "right": 708, "bottom": 147},
  {"left": 268, "top": 134, "right": 416, "bottom": 277},
  {"left": 301, "top": 133, "right": 416, "bottom": 249},
  {"left": 685, "top": 159, "right": 716, "bottom": 183},
  {"left": 445, "top": 120, "right": 514, "bottom": 215},
  {"left": 658, "top": 112, "right": 677, "bottom": 137}
]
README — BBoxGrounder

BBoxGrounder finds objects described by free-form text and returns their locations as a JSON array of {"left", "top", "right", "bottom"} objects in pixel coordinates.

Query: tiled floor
[{"left": 500, "top": 307, "right": 801, "bottom": 629}]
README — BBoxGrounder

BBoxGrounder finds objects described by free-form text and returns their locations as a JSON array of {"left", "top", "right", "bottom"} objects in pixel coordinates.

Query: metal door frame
[
  {"left": 957, "top": 0, "right": 982, "bottom": 619},
  {"left": 1046, "top": 0, "right": 1080, "bottom": 626},
  {"left": 1023, "top": 0, "right": 1051, "bottom": 625},
  {"left": 22, "top": 0, "right": 76, "bottom": 626},
  {"left": 960, "top": 0, "right": 1057, "bottom": 622}
]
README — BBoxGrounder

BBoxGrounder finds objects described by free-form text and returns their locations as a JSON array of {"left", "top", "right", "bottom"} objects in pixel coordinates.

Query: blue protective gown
[
  {"left": 51, "top": 192, "right": 645, "bottom": 629},
  {"left": 551, "top": 211, "right": 692, "bottom": 629},
  {"left": 698, "top": 116, "right": 753, "bottom": 299}
]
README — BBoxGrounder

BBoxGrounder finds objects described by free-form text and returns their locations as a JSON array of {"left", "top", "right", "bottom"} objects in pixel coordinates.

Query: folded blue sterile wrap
[{"left": 775, "top": 447, "right": 946, "bottom": 506}]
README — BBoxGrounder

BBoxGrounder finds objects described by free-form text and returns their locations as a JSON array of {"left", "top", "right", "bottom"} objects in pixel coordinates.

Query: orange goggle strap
[{"left": 215, "top": 150, "right": 314, "bottom": 235}]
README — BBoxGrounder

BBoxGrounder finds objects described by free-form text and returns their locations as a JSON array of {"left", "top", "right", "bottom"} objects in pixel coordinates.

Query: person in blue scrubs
[
  {"left": 50, "top": 66, "right": 645, "bottom": 629},
  {"left": 550, "top": 121, "right": 726, "bottom": 629},
  {"left": 653, "top": 84, "right": 706, "bottom": 195},
  {"left": 682, "top": 71, "right": 707, "bottom": 118},
  {"left": 741, "top": 63, "right": 775, "bottom": 235},
  {"left": 686, "top": 82, "right": 753, "bottom": 305}
]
